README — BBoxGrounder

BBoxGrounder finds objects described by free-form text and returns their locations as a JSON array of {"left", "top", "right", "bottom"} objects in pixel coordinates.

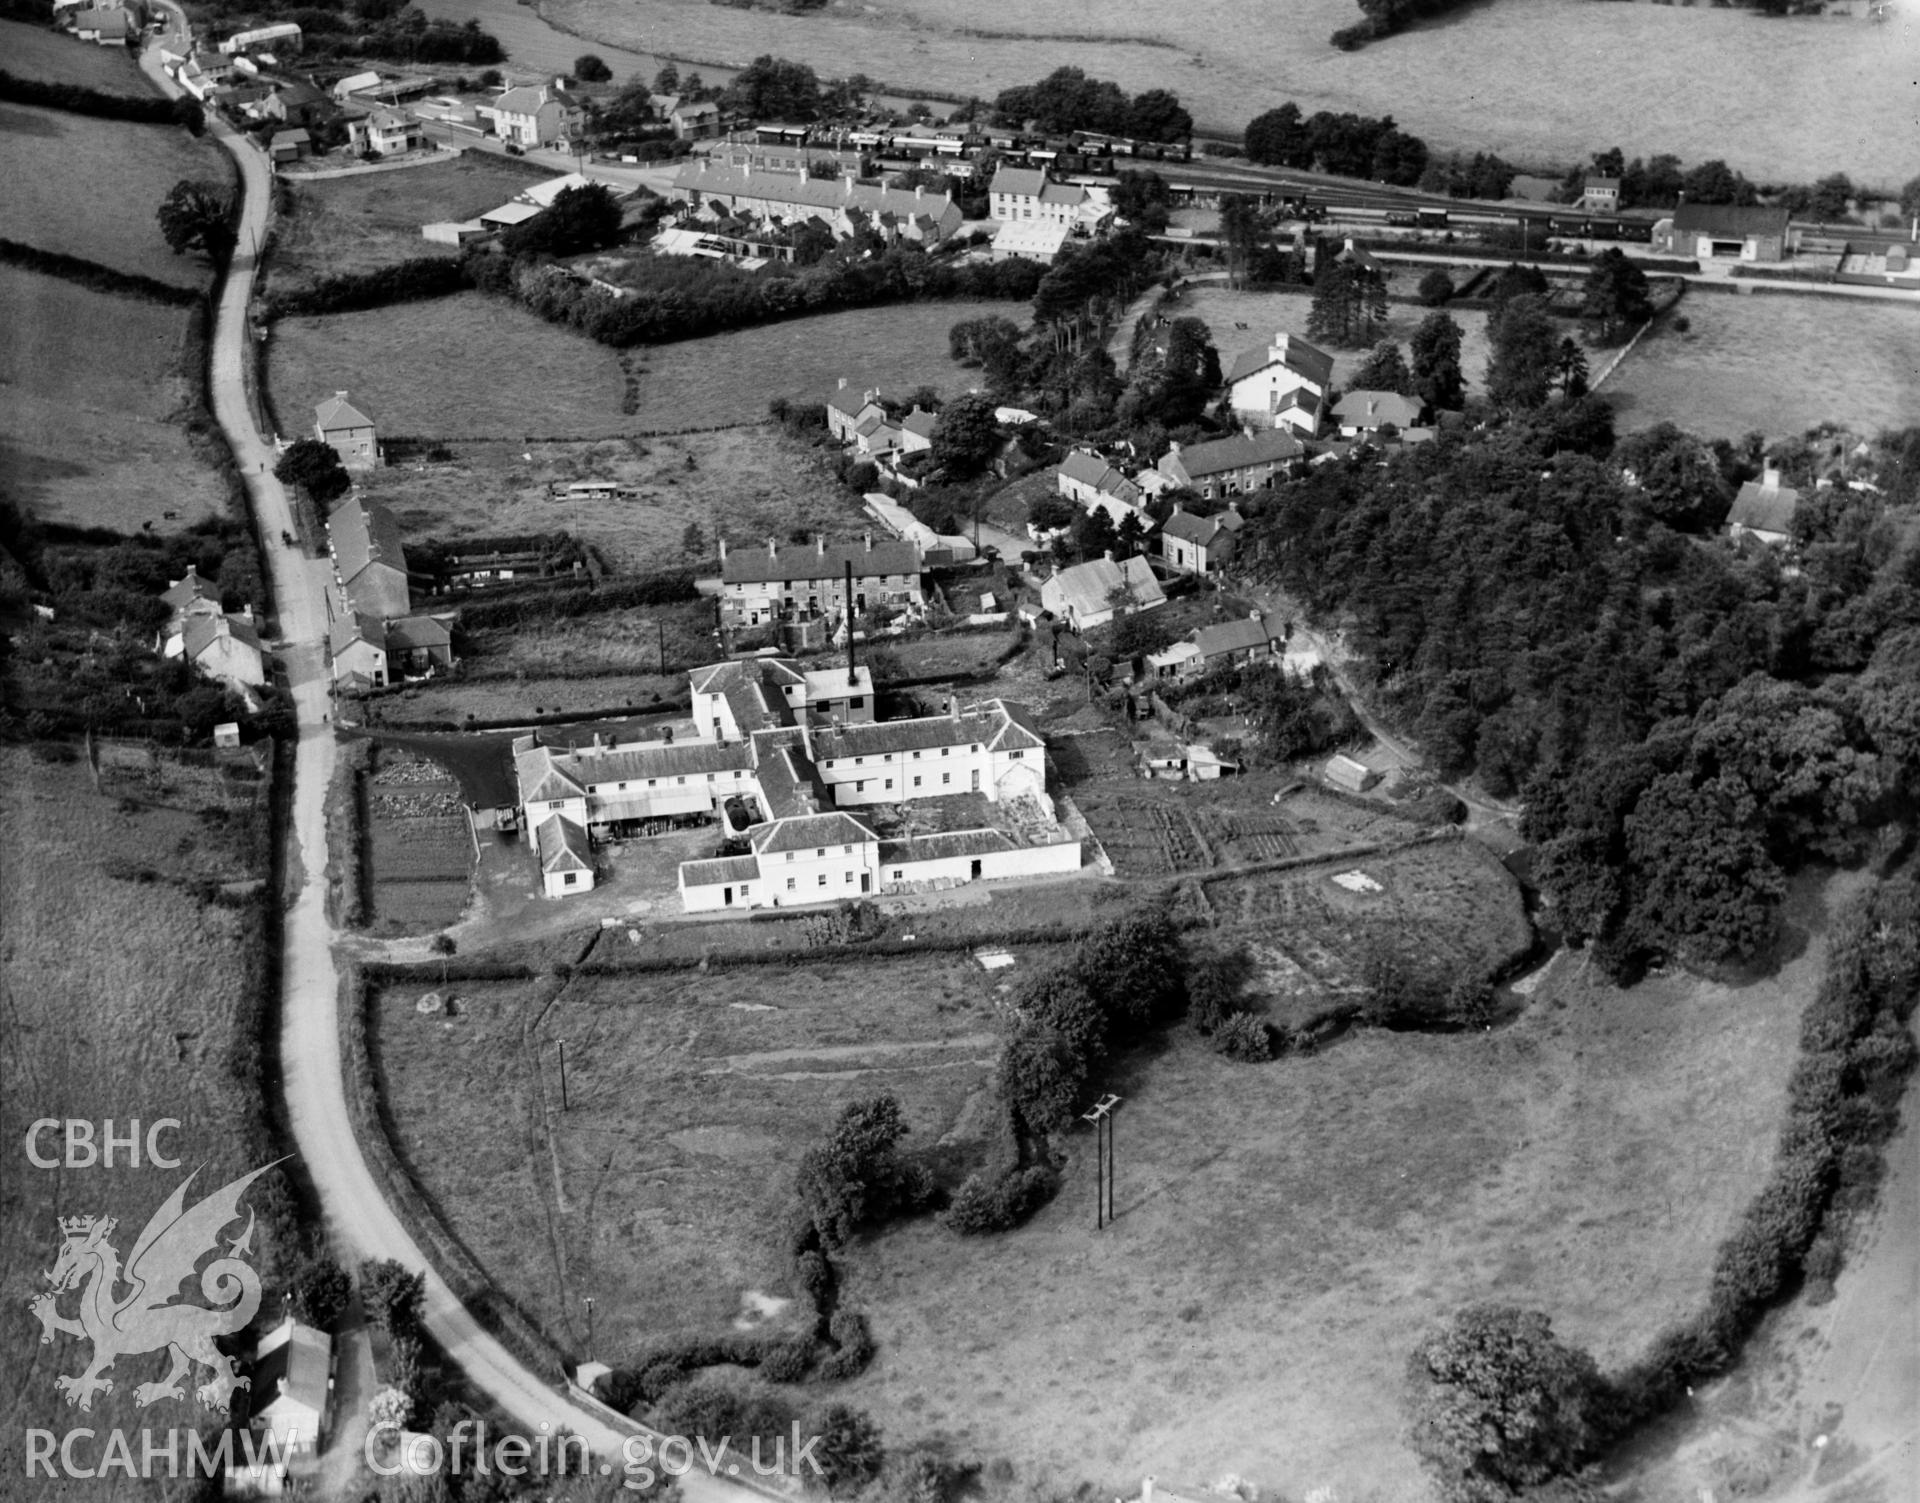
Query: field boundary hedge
[
  {"left": 0, "top": 237, "right": 204, "bottom": 305},
  {"left": 341, "top": 962, "right": 573, "bottom": 1376},
  {"left": 0, "top": 67, "right": 177, "bottom": 123},
  {"left": 263, "top": 255, "right": 472, "bottom": 319}
]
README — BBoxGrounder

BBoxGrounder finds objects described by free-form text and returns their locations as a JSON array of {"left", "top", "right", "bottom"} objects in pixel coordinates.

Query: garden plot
[{"left": 366, "top": 750, "right": 474, "bottom": 931}]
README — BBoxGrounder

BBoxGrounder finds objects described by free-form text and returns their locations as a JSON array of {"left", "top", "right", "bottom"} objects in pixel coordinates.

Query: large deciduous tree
[
  {"left": 1407, "top": 1305, "right": 1606, "bottom": 1503},
  {"left": 722, "top": 54, "right": 822, "bottom": 122},
  {"left": 1244, "top": 102, "right": 1310, "bottom": 168},
  {"left": 273, "top": 438, "right": 351, "bottom": 506},
  {"left": 929, "top": 392, "right": 1001, "bottom": 478},
  {"left": 157, "top": 179, "right": 236, "bottom": 264},
  {"left": 1409, "top": 310, "right": 1466, "bottom": 410},
  {"left": 500, "top": 183, "right": 624, "bottom": 258},
  {"left": 1350, "top": 339, "right": 1413, "bottom": 396},
  {"left": 1484, "top": 295, "right": 1558, "bottom": 409},
  {"left": 1581, "top": 247, "right": 1652, "bottom": 343}
]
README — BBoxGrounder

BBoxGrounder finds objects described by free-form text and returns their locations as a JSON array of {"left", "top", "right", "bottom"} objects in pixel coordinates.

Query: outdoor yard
[
  {"left": 261, "top": 152, "right": 552, "bottom": 296},
  {"left": 0, "top": 102, "right": 230, "bottom": 289},
  {"left": 1603, "top": 294, "right": 1920, "bottom": 443},
  {"left": 1, "top": 17, "right": 159, "bottom": 92},
  {"left": 1126, "top": 283, "right": 1496, "bottom": 402},
  {"left": 355, "top": 428, "right": 866, "bottom": 571},
  {"left": 524, "top": 0, "right": 1904, "bottom": 182},
  {"left": 0, "top": 741, "right": 291, "bottom": 1452},
  {"left": 0, "top": 263, "right": 229, "bottom": 532},
  {"left": 370, "top": 861, "right": 1850, "bottom": 1502}
]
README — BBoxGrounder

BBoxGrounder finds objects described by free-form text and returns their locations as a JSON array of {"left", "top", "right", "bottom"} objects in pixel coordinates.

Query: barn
[{"left": 1658, "top": 202, "right": 1791, "bottom": 263}]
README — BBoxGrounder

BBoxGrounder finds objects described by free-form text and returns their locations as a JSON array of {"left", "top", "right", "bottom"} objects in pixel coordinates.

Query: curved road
[{"left": 139, "top": 16, "right": 751, "bottom": 1497}]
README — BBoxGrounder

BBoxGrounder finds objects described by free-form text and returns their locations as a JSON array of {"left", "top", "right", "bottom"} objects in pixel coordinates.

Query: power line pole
[
  {"left": 558, "top": 1039, "right": 569, "bottom": 1111},
  {"left": 1081, "top": 1094, "right": 1120, "bottom": 1230}
]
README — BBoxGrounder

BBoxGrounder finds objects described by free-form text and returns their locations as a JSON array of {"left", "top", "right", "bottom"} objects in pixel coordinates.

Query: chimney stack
[
  {"left": 816, "top": 534, "right": 826, "bottom": 557},
  {"left": 718, "top": 537, "right": 728, "bottom": 563},
  {"left": 863, "top": 531, "right": 872, "bottom": 551},
  {"left": 767, "top": 536, "right": 778, "bottom": 559}
]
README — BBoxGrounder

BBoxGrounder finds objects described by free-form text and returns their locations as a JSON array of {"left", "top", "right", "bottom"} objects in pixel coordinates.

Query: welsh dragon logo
[{"left": 28, "top": 1161, "right": 284, "bottom": 1413}]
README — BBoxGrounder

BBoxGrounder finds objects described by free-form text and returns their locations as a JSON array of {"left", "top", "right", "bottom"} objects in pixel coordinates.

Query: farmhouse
[
  {"left": 348, "top": 108, "right": 426, "bottom": 157},
  {"left": 899, "top": 407, "right": 938, "bottom": 454},
  {"left": 479, "top": 83, "right": 583, "bottom": 150},
  {"left": 717, "top": 534, "right": 924, "bottom": 629},
  {"left": 1057, "top": 450, "right": 1146, "bottom": 528},
  {"left": 1726, "top": 468, "right": 1801, "bottom": 544},
  {"left": 243, "top": 1315, "right": 332, "bottom": 1457},
  {"left": 1143, "top": 611, "right": 1281, "bottom": 679},
  {"left": 327, "top": 494, "right": 410, "bottom": 619},
  {"left": 1226, "top": 331, "right": 1334, "bottom": 436},
  {"left": 157, "top": 572, "right": 267, "bottom": 693},
  {"left": 512, "top": 660, "right": 1077, "bottom": 909},
  {"left": 656, "top": 96, "right": 720, "bottom": 139},
  {"left": 1333, "top": 389, "right": 1424, "bottom": 437},
  {"left": 1157, "top": 431, "right": 1305, "bottom": 499},
  {"left": 826, "top": 382, "right": 887, "bottom": 443},
  {"left": 328, "top": 611, "right": 388, "bottom": 687},
  {"left": 1658, "top": 202, "right": 1791, "bottom": 262},
  {"left": 1041, "top": 553, "right": 1166, "bottom": 631},
  {"left": 1159, "top": 504, "right": 1240, "bottom": 576},
  {"left": 314, "top": 390, "right": 378, "bottom": 470},
  {"left": 670, "top": 160, "right": 963, "bottom": 245}
]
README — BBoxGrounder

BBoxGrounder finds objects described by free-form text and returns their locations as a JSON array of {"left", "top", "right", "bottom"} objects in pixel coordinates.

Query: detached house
[
  {"left": 262, "top": 81, "right": 333, "bottom": 130},
  {"left": 1226, "top": 331, "right": 1334, "bottom": 436},
  {"left": 348, "top": 107, "right": 426, "bottom": 157},
  {"left": 328, "top": 610, "right": 388, "bottom": 687},
  {"left": 480, "top": 83, "right": 582, "bottom": 150},
  {"left": 827, "top": 381, "right": 886, "bottom": 443},
  {"left": 1726, "top": 468, "right": 1801, "bottom": 545},
  {"left": 1332, "top": 389, "right": 1424, "bottom": 438},
  {"left": 1041, "top": 553, "right": 1166, "bottom": 631},
  {"left": 1159, "top": 504, "right": 1240, "bottom": 576},
  {"left": 1157, "top": 431, "right": 1304, "bottom": 500},
  {"left": 314, "top": 390, "right": 378, "bottom": 470},
  {"left": 157, "top": 569, "right": 267, "bottom": 693},
  {"left": 718, "top": 534, "right": 923, "bottom": 629},
  {"left": 244, "top": 1315, "right": 332, "bottom": 1458},
  {"left": 68, "top": 6, "right": 134, "bottom": 44}
]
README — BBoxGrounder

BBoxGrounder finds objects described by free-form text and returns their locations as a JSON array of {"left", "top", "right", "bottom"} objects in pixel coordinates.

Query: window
[
  {"left": 856, "top": 780, "right": 865, "bottom": 793},
  {"left": 818, "top": 873, "right": 828, "bottom": 887},
  {"left": 677, "top": 776, "right": 686, "bottom": 785},
  {"left": 913, "top": 751, "right": 921, "bottom": 760},
  {"left": 844, "top": 871, "right": 855, "bottom": 884},
  {"left": 941, "top": 748, "right": 950, "bottom": 757},
  {"left": 855, "top": 756, "right": 864, "bottom": 765},
  {"left": 892, "top": 869, "right": 904, "bottom": 880},
  {"left": 842, "top": 845, "right": 852, "bottom": 854},
  {"left": 1011, "top": 750, "right": 1024, "bottom": 759},
  {"left": 550, "top": 801, "right": 564, "bottom": 810},
  {"left": 816, "top": 848, "right": 825, "bottom": 858},
  {"left": 564, "top": 872, "right": 578, "bottom": 886},
  {"left": 885, "top": 779, "right": 893, "bottom": 790},
  {"left": 786, "top": 852, "right": 794, "bottom": 862},
  {"left": 913, "top": 776, "right": 922, "bottom": 788},
  {"left": 619, "top": 782, "right": 628, "bottom": 791},
  {"left": 850, "top": 696, "right": 864, "bottom": 709},
  {"left": 648, "top": 779, "right": 657, "bottom": 787},
  {"left": 942, "top": 772, "right": 951, "bottom": 785},
  {"left": 786, "top": 877, "right": 796, "bottom": 892}
]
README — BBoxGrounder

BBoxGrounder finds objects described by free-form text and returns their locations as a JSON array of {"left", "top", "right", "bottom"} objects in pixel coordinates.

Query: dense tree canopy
[
  {"left": 722, "top": 54, "right": 822, "bottom": 122},
  {"left": 156, "top": 179, "right": 235, "bottom": 264},
  {"left": 499, "top": 183, "right": 624, "bottom": 258},
  {"left": 992, "top": 67, "right": 1191, "bottom": 142},
  {"left": 1243, "top": 103, "right": 1428, "bottom": 186},
  {"left": 929, "top": 392, "right": 1002, "bottom": 478},
  {"left": 274, "top": 438, "right": 350, "bottom": 505}
]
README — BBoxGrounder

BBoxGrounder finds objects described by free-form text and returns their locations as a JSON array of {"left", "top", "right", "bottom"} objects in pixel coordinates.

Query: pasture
[
  {"left": 0, "top": 742, "right": 296, "bottom": 1453},
  {"left": 1604, "top": 293, "right": 1920, "bottom": 443},
  {"left": 506, "top": 0, "right": 1912, "bottom": 183},
  {"left": 370, "top": 863, "right": 1844, "bottom": 1502},
  {"left": 355, "top": 427, "right": 867, "bottom": 571},
  {"left": 0, "top": 264, "right": 228, "bottom": 532},
  {"left": 263, "top": 152, "right": 551, "bottom": 295},
  {"left": 1130, "top": 283, "right": 1495, "bottom": 400},
  {"left": 0, "top": 102, "right": 229, "bottom": 289},
  {"left": 0, "top": 17, "right": 158, "bottom": 92}
]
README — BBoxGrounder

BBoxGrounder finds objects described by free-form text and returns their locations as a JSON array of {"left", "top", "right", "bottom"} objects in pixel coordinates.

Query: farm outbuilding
[
  {"left": 1324, "top": 754, "right": 1380, "bottom": 793},
  {"left": 1657, "top": 202, "right": 1791, "bottom": 263}
]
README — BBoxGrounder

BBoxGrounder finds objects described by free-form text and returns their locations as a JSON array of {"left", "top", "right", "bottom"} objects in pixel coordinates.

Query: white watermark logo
[
  {"left": 25, "top": 1146, "right": 284, "bottom": 1415},
  {"left": 366, "top": 1421, "right": 827, "bottom": 1490},
  {"left": 24, "top": 1426, "right": 299, "bottom": 1480}
]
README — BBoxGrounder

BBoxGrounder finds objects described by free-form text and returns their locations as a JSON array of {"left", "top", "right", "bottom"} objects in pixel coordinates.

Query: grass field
[
  {"left": 262, "top": 153, "right": 553, "bottom": 296},
  {"left": 1604, "top": 294, "right": 1920, "bottom": 443},
  {"left": 0, "top": 263, "right": 229, "bottom": 532},
  {"left": 0, "top": 17, "right": 159, "bottom": 93},
  {"left": 358, "top": 427, "right": 867, "bottom": 571},
  {"left": 1130, "top": 283, "right": 1496, "bottom": 402},
  {"left": 0, "top": 742, "right": 292, "bottom": 1456},
  {"left": 0, "top": 102, "right": 229, "bottom": 290},
  {"left": 270, "top": 291, "right": 1014, "bottom": 442},
  {"left": 374, "top": 865, "right": 1846, "bottom": 1500},
  {"left": 452, "top": 0, "right": 1920, "bottom": 184}
]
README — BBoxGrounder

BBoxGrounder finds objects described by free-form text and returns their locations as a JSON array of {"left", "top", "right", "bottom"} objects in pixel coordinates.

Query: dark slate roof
[
  {"left": 1334, "top": 390, "right": 1424, "bottom": 429},
  {"left": 328, "top": 610, "right": 385, "bottom": 654},
  {"left": 384, "top": 615, "right": 450, "bottom": 650},
  {"left": 722, "top": 538, "right": 921, "bottom": 585},
  {"left": 315, "top": 391, "right": 374, "bottom": 431},
  {"left": 1672, "top": 202, "right": 1790, "bottom": 239},
  {"left": 681, "top": 854, "right": 762, "bottom": 887},
  {"left": 162, "top": 567, "right": 217, "bottom": 611},
  {"left": 876, "top": 829, "right": 1014, "bottom": 864},
  {"left": 1161, "top": 510, "right": 1232, "bottom": 547},
  {"left": 1167, "top": 430, "right": 1304, "bottom": 477},
  {"left": 1194, "top": 615, "right": 1280, "bottom": 658},
  {"left": 329, "top": 496, "right": 407, "bottom": 586},
  {"left": 749, "top": 812, "right": 877, "bottom": 854},
  {"left": 1728, "top": 480, "right": 1801, "bottom": 534},
  {"left": 536, "top": 813, "right": 592, "bottom": 873}
]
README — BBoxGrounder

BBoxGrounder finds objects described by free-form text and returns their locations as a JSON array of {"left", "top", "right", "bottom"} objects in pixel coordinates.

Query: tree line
[
  {"left": 1331, "top": 0, "right": 1478, "bottom": 50},
  {"left": 0, "top": 69, "right": 204, "bottom": 132},
  {"left": 1244, "top": 102, "right": 1428, "bottom": 187},
  {"left": 991, "top": 66, "right": 1193, "bottom": 143}
]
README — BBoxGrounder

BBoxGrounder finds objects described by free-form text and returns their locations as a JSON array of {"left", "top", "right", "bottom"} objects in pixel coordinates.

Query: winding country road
[{"left": 138, "top": 15, "right": 755, "bottom": 1496}]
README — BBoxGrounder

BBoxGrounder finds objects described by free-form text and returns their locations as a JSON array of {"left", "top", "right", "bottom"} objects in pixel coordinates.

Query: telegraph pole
[
  {"left": 558, "top": 1039, "right": 569, "bottom": 1111},
  {"left": 1081, "top": 1094, "right": 1120, "bottom": 1230}
]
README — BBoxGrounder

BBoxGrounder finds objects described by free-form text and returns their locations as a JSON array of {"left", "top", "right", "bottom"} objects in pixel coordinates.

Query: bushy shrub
[
  {"left": 1212, "top": 1011, "right": 1273, "bottom": 1062},
  {"left": 760, "top": 1337, "right": 816, "bottom": 1383},
  {"left": 942, "top": 1166, "right": 1058, "bottom": 1235},
  {"left": 818, "top": 1309, "right": 874, "bottom": 1381},
  {"left": 265, "top": 256, "right": 471, "bottom": 319}
]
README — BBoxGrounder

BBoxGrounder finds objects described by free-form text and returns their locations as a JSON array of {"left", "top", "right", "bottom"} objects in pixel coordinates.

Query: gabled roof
[
  {"left": 688, "top": 658, "right": 805, "bottom": 696},
  {"left": 722, "top": 538, "right": 921, "bottom": 586},
  {"left": 162, "top": 567, "right": 217, "bottom": 611},
  {"left": 492, "top": 84, "right": 557, "bottom": 115},
  {"left": 1672, "top": 202, "right": 1789, "bottom": 239},
  {"left": 749, "top": 811, "right": 877, "bottom": 855},
  {"left": 989, "top": 165, "right": 1050, "bottom": 200},
  {"left": 248, "top": 1318, "right": 330, "bottom": 1430},
  {"left": 328, "top": 495, "right": 406, "bottom": 585},
  {"left": 1227, "top": 332, "right": 1334, "bottom": 389},
  {"left": 877, "top": 828, "right": 1014, "bottom": 865},
  {"left": 1193, "top": 614, "right": 1280, "bottom": 658},
  {"left": 328, "top": 610, "right": 386, "bottom": 655},
  {"left": 984, "top": 699, "right": 1044, "bottom": 752},
  {"left": 681, "top": 853, "right": 762, "bottom": 887},
  {"left": 315, "top": 392, "right": 374, "bottom": 432},
  {"left": 514, "top": 743, "right": 584, "bottom": 804},
  {"left": 535, "top": 813, "right": 592, "bottom": 874},
  {"left": 384, "top": 615, "right": 450, "bottom": 651},
  {"left": 1161, "top": 509, "right": 1232, "bottom": 547},
  {"left": 827, "top": 385, "right": 881, "bottom": 419},
  {"left": 1165, "top": 430, "right": 1304, "bottom": 478},
  {"left": 1058, "top": 450, "right": 1142, "bottom": 504},
  {"left": 1043, "top": 554, "right": 1165, "bottom": 621},
  {"left": 270, "top": 129, "right": 311, "bottom": 148},
  {"left": 275, "top": 80, "right": 328, "bottom": 108},
  {"left": 1728, "top": 479, "right": 1801, "bottom": 535},
  {"left": 184, "top": 612, "right": 263, "bottom": 661},
  {"left": 901, "top": 407, "right": 939, "bottom": 439},
  {"left": 670, "top": 161, "right": 961, "bottom": 230},
  {"left": 1333, "top": 390, "right": 1424, "bottom": 430}
]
